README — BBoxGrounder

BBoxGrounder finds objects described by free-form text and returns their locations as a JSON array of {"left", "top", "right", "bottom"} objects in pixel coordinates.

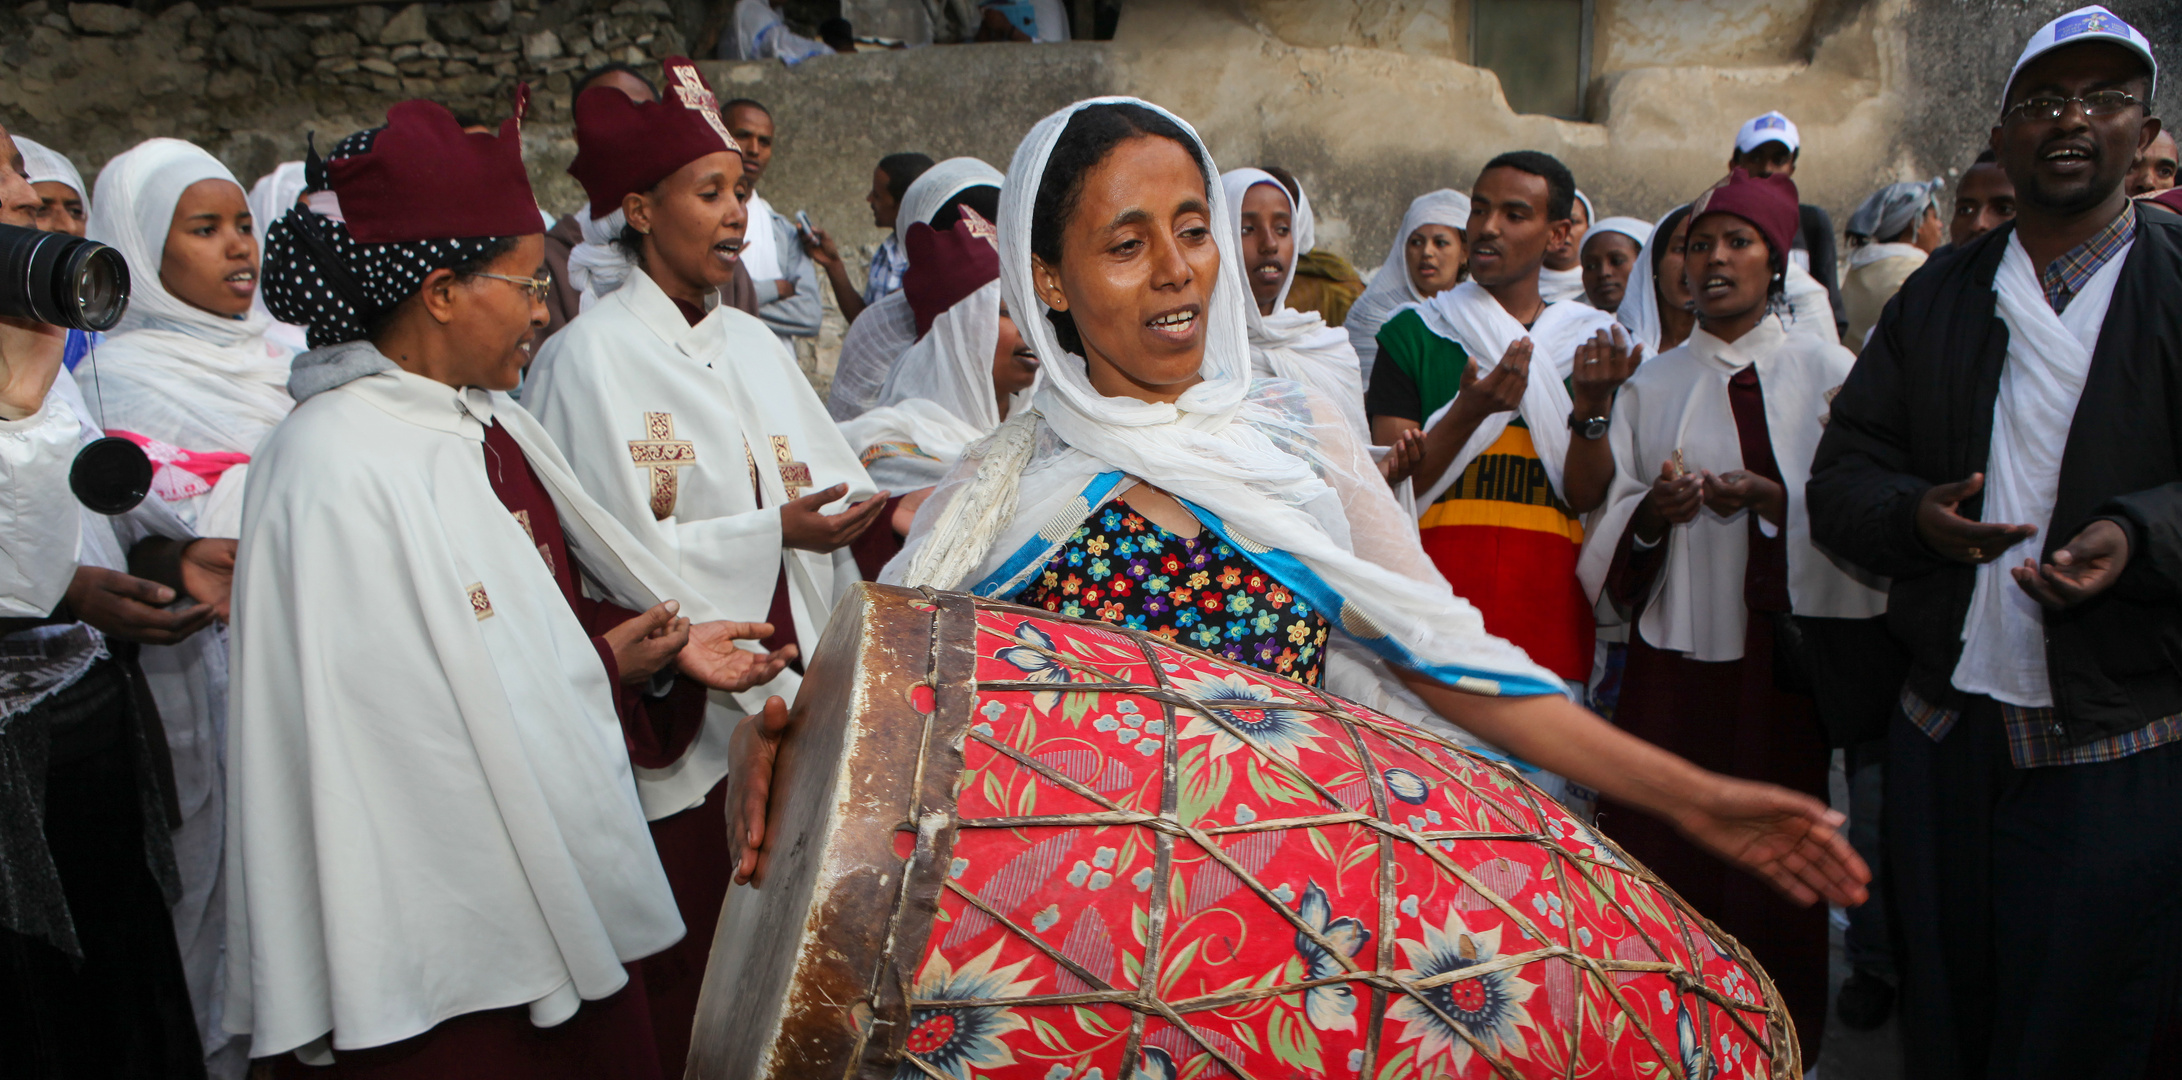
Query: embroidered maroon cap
[
  {"left": 903, "top": 206, "right": 1000, "bottom": 338},
  {"left": 326, "top": 91, "right": 543, "bottom": 244},
  {"left": 1690, "top": 167, "right": 1801, "bottom": 265},
  {"left": 568, "top": 56, "right": 741, "bottom": 220}
]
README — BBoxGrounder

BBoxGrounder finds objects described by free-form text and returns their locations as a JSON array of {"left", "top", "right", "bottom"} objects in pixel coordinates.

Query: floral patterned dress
[{"left": 1011, "top": 502, "right": 1333, "bottom": 686}]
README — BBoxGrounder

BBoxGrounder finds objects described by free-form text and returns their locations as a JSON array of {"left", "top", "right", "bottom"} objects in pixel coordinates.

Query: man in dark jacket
[
  {"left": 1807, "top": 8, "right": 2174, "bottom": 1078},
  {"left": 1727, "top": 110, "right": 1847, "bottom": 337}
]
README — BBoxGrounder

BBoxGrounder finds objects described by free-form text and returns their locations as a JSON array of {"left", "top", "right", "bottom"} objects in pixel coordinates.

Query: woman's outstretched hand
[
  {"left": 728, "top": 695, "right": 793, "bottom": 886},
  {"left": 677, "top": 619, "right": 795, "bottom": 692},
  {"left": 1671, "top": 777, "right": 1869, "bottom": 907}
]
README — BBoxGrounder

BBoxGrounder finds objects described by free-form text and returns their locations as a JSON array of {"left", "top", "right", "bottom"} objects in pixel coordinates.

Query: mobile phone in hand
[{"left": 795, "top": 210, "right": 816, "bottom": 238}]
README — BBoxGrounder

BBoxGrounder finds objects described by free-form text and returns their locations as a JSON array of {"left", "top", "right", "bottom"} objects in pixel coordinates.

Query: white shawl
[
  {"left": 841, "top": 279, "right": 1033, "bottom": 489},
  {"left": 1411, "top": 280, "right": 1620, "bottom": 506},
  {"left": 1539, "top": 264, "right": 1587, "bottom": 305},
  {"left": 897, "top": 156, "right": 1005, "bottom": 237},
  {"left": 1617, "top": 205, "right": 1688, "bottom": 355},
  {"left": 889, "top": 97, "right": 1565, "bottom": 702},
  {"left": 1220, "top": 168, "right": 1368, "bottom": 441},
  {"left": 1952, "top": 229, "right": 2129, "bottom": 707},
  {"left": 1575, "top": 316, "right": 1886, "bottom": 661},
  {"left": 14, "top": 136, "right": 86, "bottom": 205},
  {"left": 81, "top": 138, "right": 293, "bottom": 538},
  {"left": 827, "top": 158, "right": 1007, "bottom": 422},
  {"left": 1347, "top": 189, "right": 1470, "bottom": 385}
]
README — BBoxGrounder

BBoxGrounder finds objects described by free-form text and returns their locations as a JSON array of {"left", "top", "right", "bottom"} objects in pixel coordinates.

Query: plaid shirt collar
[{"left": 2038, "top": 202, "right": 2137, "bottom": 313}]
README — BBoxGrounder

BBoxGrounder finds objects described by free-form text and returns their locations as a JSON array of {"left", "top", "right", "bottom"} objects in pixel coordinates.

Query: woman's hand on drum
[
  {"left": 678, "top": 620, "right": 796, "bottom": 692},
  {"left": 1670, "top": 778, "right": 1869, "bottom": 908},
  {"left": 728, "top": 695, "right": 793, "bottom": 886}
]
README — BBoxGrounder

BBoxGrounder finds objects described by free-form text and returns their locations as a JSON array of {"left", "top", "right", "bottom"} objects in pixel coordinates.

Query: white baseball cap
[
  {"left": 2003, "top": 5, "right": 2158, "bottom": 108},
  {"left": 1734, "top": 111, "right": 1801, "bottom": 156}
]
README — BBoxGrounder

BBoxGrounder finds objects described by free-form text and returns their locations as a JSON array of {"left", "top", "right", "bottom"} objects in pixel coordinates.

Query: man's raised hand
[
  {"left": 1916, "top": 473, "right": 2038, "bottom": 564},
  {"left": 781, "top": 482, "right": 891, "bottom": 553},
  {"left": 2013, "top": 518, "right": 2129, "bottom": 609}
]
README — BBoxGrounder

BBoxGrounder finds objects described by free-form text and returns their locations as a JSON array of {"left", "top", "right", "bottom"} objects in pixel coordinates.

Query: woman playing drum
[{"left": 730, "top": 98, "right": 1869, "bottom": 916}]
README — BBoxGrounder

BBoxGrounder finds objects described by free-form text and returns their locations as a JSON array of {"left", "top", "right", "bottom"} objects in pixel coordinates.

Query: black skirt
[{"left": 0, "top": 658, "right": 205, "bottom": 1079}]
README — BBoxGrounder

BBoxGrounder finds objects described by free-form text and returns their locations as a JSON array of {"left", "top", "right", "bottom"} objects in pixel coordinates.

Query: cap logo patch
[
  {"left": 2056, "top": 10, "right": 2126, "bottom": 41},
  {"left": 1755, "top": 115, "right": 1787, "bottom": 130}
]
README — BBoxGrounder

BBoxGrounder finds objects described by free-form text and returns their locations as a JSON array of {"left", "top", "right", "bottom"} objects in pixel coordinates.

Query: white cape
[
  {"left": 1575, "top": 315, "right": 1886, "bottom": 660},
  {"left": 228, "top": 357, "right": 734, "bottom": 1058},
  {"left": 523, "top": 269, "right": 877, "bottom": 816}
]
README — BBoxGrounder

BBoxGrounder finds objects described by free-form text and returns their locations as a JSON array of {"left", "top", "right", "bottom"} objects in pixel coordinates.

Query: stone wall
[{"left": 0, "top": 0, "right": 689, "bottom": 210}]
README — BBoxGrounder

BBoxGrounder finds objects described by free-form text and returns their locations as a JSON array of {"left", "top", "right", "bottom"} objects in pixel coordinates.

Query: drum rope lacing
[{"left": 873, "top": 589, "right": 1794, "bottom": 1080}]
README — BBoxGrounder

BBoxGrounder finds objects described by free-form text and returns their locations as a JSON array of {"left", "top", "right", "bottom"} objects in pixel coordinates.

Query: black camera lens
[{"left": 0, "top": 223, "right": 131, "bottom": 331}]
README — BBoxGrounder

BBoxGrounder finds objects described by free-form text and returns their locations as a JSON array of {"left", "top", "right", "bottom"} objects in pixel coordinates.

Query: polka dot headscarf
[{"left": 262, "top": 127, "right": 514, "bottom": 349}]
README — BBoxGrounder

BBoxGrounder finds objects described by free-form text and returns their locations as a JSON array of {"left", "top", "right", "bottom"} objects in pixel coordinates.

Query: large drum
[{"left": 689, "top": 584, "right": 1796, "bottom": 1079}]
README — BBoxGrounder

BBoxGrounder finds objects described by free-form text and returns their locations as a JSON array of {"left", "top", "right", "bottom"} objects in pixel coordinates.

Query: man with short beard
[
  {"left": 1366, "top": 151, "right": 1635, "bottom": 705},
  {"left": 1810, "top": 8, "right": 2182, "bottom": 1076}
]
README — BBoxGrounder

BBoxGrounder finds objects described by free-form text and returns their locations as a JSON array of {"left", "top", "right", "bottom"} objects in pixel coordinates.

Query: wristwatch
[{"left": 1567, "top": 411, "right": 1611, "bottom": 441}]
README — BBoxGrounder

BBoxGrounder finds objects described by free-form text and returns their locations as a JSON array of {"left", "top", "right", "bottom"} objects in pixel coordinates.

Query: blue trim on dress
[
  {"left": 973, "top": 470, "right": 1128, "bottom": 599},
  {"left": 1173, "top": 497, "right": 1571, "bottom": 702}
]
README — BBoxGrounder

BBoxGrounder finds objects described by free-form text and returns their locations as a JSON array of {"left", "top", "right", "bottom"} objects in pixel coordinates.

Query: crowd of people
[{"left": 0, "top": 4, "right": 2176, "bottom": 1079}]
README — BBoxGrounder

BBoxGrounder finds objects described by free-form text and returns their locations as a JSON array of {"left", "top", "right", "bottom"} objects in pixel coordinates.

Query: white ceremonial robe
[
  {"left": 523, "top": 269, "right": 877, "bottom": 817},
  {"left": 1575, "top": 315, "right": 1886, "bottom": 660},
  {"left": 227, "top": 354, "right": 747, "bottom": 1059}
]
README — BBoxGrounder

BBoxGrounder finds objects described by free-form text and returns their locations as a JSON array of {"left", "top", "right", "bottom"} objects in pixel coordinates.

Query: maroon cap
[
  {"left": 1689, "top": 167, "right": 1800, "bottom": 265},
  {"left": 2153, "top": 188, "right": 2182, "bottom": 215},
  {"left": 903, "top": 206, "right": 1000, "bottom": 338},
  {"left": 327, "top": 91, "right": 543, "bottom": 244},
  {"left": 568, "top": 57, "right": 740, "bottom": 220}
]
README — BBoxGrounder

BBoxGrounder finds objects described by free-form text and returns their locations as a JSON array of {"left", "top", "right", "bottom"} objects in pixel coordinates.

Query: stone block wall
[{"left": 0, "top": 0, "right": 689, "bottom": 210}]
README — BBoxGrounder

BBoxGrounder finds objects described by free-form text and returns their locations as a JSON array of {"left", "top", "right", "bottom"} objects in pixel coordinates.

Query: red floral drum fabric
[{"left": 901, "top": 606, "right": 1794, "bottom": 1080}]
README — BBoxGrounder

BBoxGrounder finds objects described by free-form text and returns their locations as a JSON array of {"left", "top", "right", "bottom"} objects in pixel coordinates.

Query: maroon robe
[{"left": 1596, "top": 367, "right": 1831, "bottom": 1051}]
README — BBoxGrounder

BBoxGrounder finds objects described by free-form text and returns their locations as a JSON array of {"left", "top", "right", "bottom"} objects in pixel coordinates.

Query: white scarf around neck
[
  {"left": 1412, "top": 280, "right": 1619, "bottom": 506},
  {"left": 1953, "top": 228, "right": 2130, "bottom": 707},
  {"left": 1347, "top": 189, "right": 1471, "bottom": 382},
  {"left": 88, "top": 138, "right": 275, "bottom": 351}
]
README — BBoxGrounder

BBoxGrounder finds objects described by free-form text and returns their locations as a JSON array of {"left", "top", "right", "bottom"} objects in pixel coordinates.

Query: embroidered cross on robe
[
  {"left": 771, "top": 435, "right": 812, "bottom": 499},
  {"left": 628, "top": 412, "right": 697, "bottom": 520}
]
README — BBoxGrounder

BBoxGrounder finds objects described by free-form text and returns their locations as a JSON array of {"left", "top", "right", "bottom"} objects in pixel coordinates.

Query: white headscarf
[
  {"left": 1615, "top": 205, "right": 1689, "bottom": 355},
  {"left": 1586, "top": 215, "right": 1654, "bottom": 252},
  {"left": 893, "top": 97, "right": 1564, "bottom": 700},
  {"left": 89, "top": 139, "right": 275, "bottom": 349},
  {"left": 1220, "top": 168, "right": 1367, "bottom": 440},
  {"left": 1347, "top": 189, "right": 1470, "bottom": 384},
  {"left": 840, "top": 279, "right": 1030, "bottom": 488},
  {"left": 897, "top": 156, "right": 1004, "bottom": 237},
  {"left": 247, "top": 162, "right": 311, "bottom": 354},
  {"left": 14, "top": 136, "right": 87, "bottom": 205}
]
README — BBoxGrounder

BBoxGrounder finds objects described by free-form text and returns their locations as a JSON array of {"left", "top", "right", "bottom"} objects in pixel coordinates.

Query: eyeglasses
[
  {"left": 2003, "top": 90, "right": 2144, "bottom": 123},
  {"left": 472, "top": 270, "right": 552, "bottom": 302}
]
